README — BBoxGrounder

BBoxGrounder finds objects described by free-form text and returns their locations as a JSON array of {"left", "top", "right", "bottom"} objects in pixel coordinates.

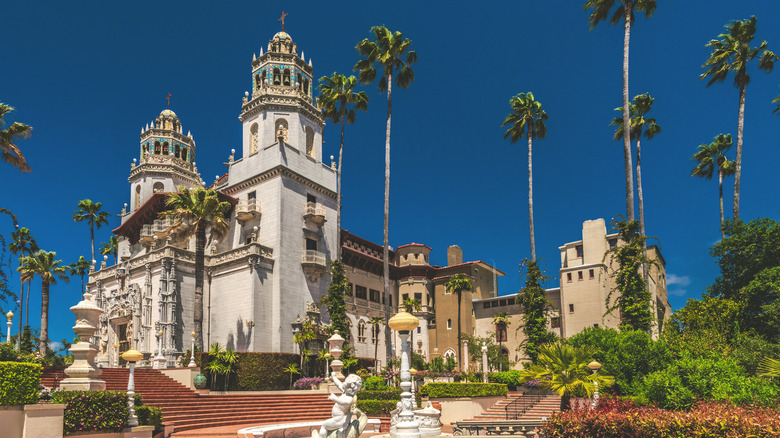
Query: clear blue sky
[{"left": 2, "top": 1, "right": 780, "bottom": 348}]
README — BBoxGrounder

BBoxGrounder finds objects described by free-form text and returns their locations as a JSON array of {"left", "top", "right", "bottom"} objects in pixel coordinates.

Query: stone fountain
[{"left": 60, "top": 293, "right": 106, "bottom": 391}]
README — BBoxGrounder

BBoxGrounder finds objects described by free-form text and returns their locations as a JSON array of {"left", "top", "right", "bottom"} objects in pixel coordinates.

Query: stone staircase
[
  {"left": 42, "top": 367, "right": 333, "bottom": 435},
  {"left": 469, "top": 392, "right": 561, "bottom": 421}
]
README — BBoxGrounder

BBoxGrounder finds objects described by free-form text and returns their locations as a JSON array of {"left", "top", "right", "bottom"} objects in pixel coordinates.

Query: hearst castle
[{"left": 87, "top": 31, "right": 671, "bottom": 369}]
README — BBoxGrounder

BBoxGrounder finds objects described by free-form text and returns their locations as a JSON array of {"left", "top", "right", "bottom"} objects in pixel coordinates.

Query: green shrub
[
  {"left": 544, "top": 398, "right": 780, "bottom": 438},
  {"left": 359, "top": 388, "right": 402, "bottom": 400},
  {"left": 489, "top": 370, "right": 523, "bottom": 387},
  {"left": 419, "top": 383, "right": 507, "bottom": 398},
  {"left": 0, "top": 361, "right": 42, "bottom": 405},
  {"left": 52, "top": 390, "right": 129, "bottom": 434},
  {"left": 357, "top": 399, "right": 398, "bottom": 415},
  {"left": 362, "top": 375, "right": 388, "bottom": 390},
  {"left": 136, "top": 405, "right": 163, "bottom": 429}
]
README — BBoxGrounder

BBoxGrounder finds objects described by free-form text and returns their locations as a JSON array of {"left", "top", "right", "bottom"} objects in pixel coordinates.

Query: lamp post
[
  {"left": 588, "top": 360, "right": 601, "bottom": 409},
  {"left": 6, "top": 311, "right": 13, "bottom": 345},
  {"left": 388, "top": 310, "right": 421, "bottom": 438},
  {"left": 113, "top": 344, "right": 120, "bottom": 367},
  {"left": 481, "top": 343, "right": 488, "bottom": 383},
  {"left": 122, "top": 349, "right": 143, "bottom": 427},
  {"left": 324, "top": 352, "right": 331, "bottom": 379},
  {"left": 410, "top": 368, "right": 417, "bottom": 408},
  {"left": 188, "top": 331, "right": 196, "bottom": 367}
]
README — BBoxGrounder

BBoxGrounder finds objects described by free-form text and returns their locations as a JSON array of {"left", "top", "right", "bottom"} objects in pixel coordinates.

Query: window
[
  {"left": 282, "top": 69, "right": 291, "bottom": 86},
  {"left": 609, "top": 238, "right": 617, "bottom": 249},
  {"left": 369, "top": 289, "right": 380, "bottom": 303},
  {"left": 297, "top": 73, "right": 303, "bottom": 90},
  {"left": 447, "top": 319, "right": 452, "bottom": 330},
  {"left": 154, "top": 141, "right": 161, "bottom": 154},
  {"left": 175, "top": 144, "right": 180, "bottom": 158},
  {"left": 248, "top": 191, "right": 256, "bottom": 200},
  {"left": 153, "top": 182, "right": 164, "bottom": 193},
  {"left": 414, "top": 293, "right": 422, "bottom": 302},
  {"left": 483, "top": 302, "right": 490, "bottom": 309},
  {"left": 550, "top": 317, "right": 561, "bottom": 328},
  {"left": 261, "top": 70, "right": 267, "bottom": 85},
  {"left": 347, "top": 283, "right": 353, "bottom": 296},
  {"left": 593, "top": 324, "right": 599, "bottom": 328},
  {"left": 273, "top": 68, "right": 281, "bottom": 85},
  {"left": 181, "top": 147, "right": 188, "bottom": 161},
  {"left": 305, "top": 238, "right": 317, "bottom": 251},
  {"left": 250, "top": 123, "right": 259, "bottom": 155},
  {"left": 402, "top": 294, "right": 409, "bottom": 302},
  {"left": 307, "top": 194, "right": 317, "bottom": 204},
  {"left": 305, "top": 127, "right": 314, "bottom": 158},
  {"left": 355, "top": 286, "right": 367, "bottom": 300},
  {"left": 589, "top": 269, "right": 594, "bottom": 279},
  {"left": 357, "top": 321, "right": 366, "bottom": 343},
  {"left": 576, "top": 245, "right": 583, "bottom": 258},
  {"left": 417, "top": 327, "right": 421, "bottom": 334},
  {"left": 388, "top": 294, "right": 392, "bottom": 307},
  {"left": 569, "top": 304, "right": 575, "bottom": 313},
  {"left": 254, "top": 74, "right": 261, "bottom": 91},
  {"left": 491, "top": 301, "right": 498, "bottom": 308},
  {"left": 566, "top": 273, "right": 572, "bottom": 282},
  {"left": 499, "top": 299, "right": 507, "bottom": 307},
  {"left": 303, "top": 78, "right": 310, "bottom": 95},
  {"left": 578, "top": 271, "right": 583, "bottom": 281},
  {"left": 162, "top": 142, "right": 169, "bottom": 155}
]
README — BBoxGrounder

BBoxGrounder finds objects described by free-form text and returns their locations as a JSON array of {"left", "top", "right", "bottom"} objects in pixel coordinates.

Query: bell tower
[
  {"left": 238, "top": 31, "right": 324, "bottom": 160},
  {"left": 127, "top": 109, "right": 201, "bottom": 212}
]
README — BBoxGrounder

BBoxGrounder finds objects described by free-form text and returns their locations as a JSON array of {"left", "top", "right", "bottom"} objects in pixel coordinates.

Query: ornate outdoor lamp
[
  {"left": 6, "top": 311, "right": 13, "bottom": 345},
  {"left": 588, "top": 360, "right": 602, "bottom": 409},
  {"left": 481, "top": 343, "right": 488, "bottom": 383},
  {"left": 122, "top": 349, "right": 143, "bottom": 427},
  {"left": 388, "top": 310, "right": 421, "bottom": 438},
  {"left": 188, "top": 331, "right": 197, "bottom": 367},
  {"left": 410, "top": 367, "right": 417, "bottom": 408},
  {"left": 327, "top": 331, "right": 345, "bottom": 380},
  {"left": 324, "top": 352, "right": 331, "bottom": 378}
]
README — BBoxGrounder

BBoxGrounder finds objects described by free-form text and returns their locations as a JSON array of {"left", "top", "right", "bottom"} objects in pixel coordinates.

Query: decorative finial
[
  {"left": 278, "top": 10, "right": 288, "bottom": 32},
  {"left": 166, "top": 92, "right": 172, "bottom": 107},
  {"left": 253, "top": 52, "right": 256, "bottom": 61},
  {"left": 259, "top": 47, "right": 263, "bottom": 56},
  {"left": 301, "top": 51, "right": 305, "bottom": 61},
  {"left": 308, "top": 58, "right": 312, "bottom": 67}
]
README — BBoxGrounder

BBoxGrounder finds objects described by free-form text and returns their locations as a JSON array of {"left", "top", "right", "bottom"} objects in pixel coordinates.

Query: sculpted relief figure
[{"left": 313, "top": 373, "right": 367, "bottom": 438}]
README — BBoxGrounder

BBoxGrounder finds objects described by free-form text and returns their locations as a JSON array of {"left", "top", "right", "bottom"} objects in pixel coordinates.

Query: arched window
[
  {"left": 357, "top": 320, "right": 367, "bottom": 343},
  {"left": 305, "top": 127, "right": 314, "bottom": 158},
  {"left": 303, "top": 78, "right": 310, "bottom": 95},
  {"left": 153, "top": 182, "right": 164, "bottom": 193},
  {"left": 275, "top": 119, "right": 288, "bottom": 143},
  {"left": 175, "top": 144, "right": 180, "bottom": 158},
  {"left": 273, "top": 68, "right": 281, "bottom": 85},
  {"left": 447, "top": 318, "right": 452, "bottom": 330},
  {"left": 261, "top": 70, "right": 267, "bottom": 86},
  {"left": 134, "top": 185, "right": 141, "bottom": 209},
  {"left": 181, "top": 148, "right": 188, "bottom": 161},
  {"left": 443, "top": 348, "right": 456, "bottom": 361},
  {"left": 254, "top": 74, "right": 260, "bottom": 91},
  {"left": 371, "top": 324, "right": 380, "bottom": 345},
  {"left": 162, "top": 142, "right": 169, "bottom": 155},
  {"left": 250, "top": 123, "right": 259, "bottom": 155},
  {"left": 154, "top": 141, "right": 161, "bottom": 155},
  {"left": 297, "top": 73, "right": 303, "bottom": 90},
  {"left": 282, "top": 69, "right": 291, "bottom": 86}
]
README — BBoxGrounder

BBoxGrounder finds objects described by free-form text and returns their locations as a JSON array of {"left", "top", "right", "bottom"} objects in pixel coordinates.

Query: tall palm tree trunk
[
  {"left": 622, "top": 1, "right": 635, "bottom": 222},
  {"left": 383, "top": 71, "right": 393, "bottom": 363},
  {"left": 90, "top": 222, "right": 96, "bottom": 263},
  {"left": 637, "top": 136, "right": 648, "bottom": 281},
  {"left": 527, "top": 130, "right": 536, "bottom": 261},
  {"left": 734, "top": 84, "right": 746, "bottom": 221},
  {"left": 194, "top": 225, "right": 206, "bottom": 350},
  {"left": 39, "top": 281, "right": 49, "bottom": 355},
  {"left": 374, "top": 335, "right": 379, "bottom": 371},
  {"left": 337, "top": 115, "right": 346, "bottom": 260},
  {"left": 718, "top": 169, "right": 725, "bottom": 239},
  {"left": 18, "top": 257, "right": 25, "bottom": 350},
  {"left": 457, "top": 290, "right": 463, "bottom": 372}
]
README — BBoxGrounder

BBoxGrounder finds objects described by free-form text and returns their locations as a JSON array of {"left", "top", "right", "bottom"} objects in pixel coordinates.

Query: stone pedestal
[
  {"left": 152, "top": 355, "right": 167, "bottom": 369},
  {"left": 60, "top": 293, "right": 105, "bottom": 391}
]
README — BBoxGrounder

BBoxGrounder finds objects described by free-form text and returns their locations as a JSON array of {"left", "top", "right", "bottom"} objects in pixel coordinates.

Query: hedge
[
  {"left": 359, "top": 389, "right": 402, "bottom": 400},
  {"left": 0, "top": 361, "right": 42, "bottom": 405},
  {"left": 419, "top": 382, "right": 507, "bottom": 398},
  {"left": 137, "top": 405, "right": 163, "bottom": 429},
  {"left": 543, "top": 397, "right": 780, "bottom": 438},
  {"left": 489, "top": 370, "right": 523, "bottom": 387},
  {"left": 196, "top": 352, "right": 377, "bottom": 390},
  {"left": 52, "top": 390, "right": 129, "bottom": 434},
  {"left": 358, "top": 399, "right": 399, "bottom": 415}
]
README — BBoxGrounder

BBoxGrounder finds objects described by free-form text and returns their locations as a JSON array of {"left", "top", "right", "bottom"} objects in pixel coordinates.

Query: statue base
[
  {"left": 152, "top": 355, "right": 167, "bottom": 369},
  {"left": 59, "top": 378, "right": 107, "bottom": 391}
]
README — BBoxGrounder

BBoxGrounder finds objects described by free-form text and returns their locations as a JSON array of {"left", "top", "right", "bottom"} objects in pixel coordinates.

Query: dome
[
  {"left": 160, "top": 109, "right": 177, "bottom": 118},
  {"left": 273, "top": 31, "right": 291, "bottom": 41}
]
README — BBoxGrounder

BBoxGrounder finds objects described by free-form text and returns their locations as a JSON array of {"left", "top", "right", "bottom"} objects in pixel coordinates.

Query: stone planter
[
  {"left": 0, "top": 403, "right": 66, "bottom": 438},
  {"left": 428, "top": 396, "right": 505, "bottom": 425},
  {"left": 67, "top": 425, "right": 154, "bottom": 438}
]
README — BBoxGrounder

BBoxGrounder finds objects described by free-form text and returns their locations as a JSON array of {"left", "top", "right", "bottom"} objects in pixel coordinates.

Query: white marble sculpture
[{"left": 312, "top": 373, "right": 367, "bottom": 438}]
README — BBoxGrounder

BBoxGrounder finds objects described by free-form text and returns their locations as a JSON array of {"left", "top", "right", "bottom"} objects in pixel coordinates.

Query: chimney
[{"left": 447, "top": 245, "right": 463, "bottom": 266}]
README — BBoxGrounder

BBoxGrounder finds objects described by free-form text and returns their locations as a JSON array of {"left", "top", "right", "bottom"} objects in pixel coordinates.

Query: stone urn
[{"left": 193, "top": 374, "right": 207, "bottom": 389}]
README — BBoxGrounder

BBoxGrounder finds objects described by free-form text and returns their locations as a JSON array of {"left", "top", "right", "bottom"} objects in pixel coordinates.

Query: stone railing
[
  {"left": 301, "top": 249, "right": 326, "bottom": 267},
  {"left": 303, "top": 202, "right": 326, "bottom": 222},
  {"left": 209, "top": 242, "right": 273, "bottom": 267}
]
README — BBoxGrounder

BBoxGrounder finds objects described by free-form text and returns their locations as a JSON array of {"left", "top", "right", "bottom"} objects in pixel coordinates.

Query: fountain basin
[{"left": 237, "top": 419, "right": 381, "bottom": 438}]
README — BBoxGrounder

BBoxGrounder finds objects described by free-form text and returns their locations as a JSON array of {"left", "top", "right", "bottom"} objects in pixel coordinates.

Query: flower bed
[{"left": 293, "top": 377, "right": 325, "bottom": 390}]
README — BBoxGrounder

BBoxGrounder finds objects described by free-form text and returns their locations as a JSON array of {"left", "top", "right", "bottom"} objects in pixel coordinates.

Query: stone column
[
  {"left": 462, "top": 339, "right": 469, "bottom": 373},
  {"left": 61, "top": 293, "right": 106, "bottom": 391}
]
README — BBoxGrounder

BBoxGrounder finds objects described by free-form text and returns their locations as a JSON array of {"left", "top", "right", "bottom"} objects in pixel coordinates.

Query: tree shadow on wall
[{"left": 226, "top": 317, "right": 253, "bottom": 351}]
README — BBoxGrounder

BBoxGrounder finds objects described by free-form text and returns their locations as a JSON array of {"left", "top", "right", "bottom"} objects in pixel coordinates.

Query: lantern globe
[
  {"left": 123, "top": 349, "right": 143, "bottom": 362},
  {"left": 388, "top": 311, "right": 419, "bottom": 332}
]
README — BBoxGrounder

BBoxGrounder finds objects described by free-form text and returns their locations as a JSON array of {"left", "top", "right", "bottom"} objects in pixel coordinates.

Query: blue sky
[{"left": 2, "top": 1, "right": 780, "bottom": 347}]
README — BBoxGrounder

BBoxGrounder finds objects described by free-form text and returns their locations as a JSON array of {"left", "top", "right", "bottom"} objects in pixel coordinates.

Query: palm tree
[
  {"left": 773, "top": 93, "right": 780, "bottom": 115},
  {"left": 294, "top": 321, "right": 316, "bottom": 375},
  {"left": 518, "top": 343, "right": 615, "bottom": 410},
  {"left": 69, "top": 256, "right": 90, "bottom": 299},
  {"left": 0, "top": 103, "right": 32, "bottom": 173},
  {"left": 491, "top": 312, "right": 511, "bottom": 372},
  {"left": 401, "top": 297, "right": 422, "bottom": 349},
  {"left": 355, "top": 26, "right": 417, "bottom": 362},
  {"left": 366, "top": 316, "right": 384, "bottom": 370},
  {"left": 610, "top": 93, "right": 660, "bottom": 240},
  {"left": 18, "top": 250, "right": 69, "bottom": 355},
  {"left": 758, "top": 356, "right": 780, "bottom": 378},
  {"left": 691, "top": 134, "right": 736, "bottom": 239},
  {"left": 73, "top": 199, "right": 110, "bottom": 262},
  {"left": 99, "top": 236, "right": 119, "bottom": 265},
  {"left": 206, "top": 343, "right": 226, "bottom": 389},
  {"left": 9, "top": 226, "right": 38, "bottom": 343},
  {"left": 584, "top": 0, "right": 657, "bottom": 222},
  {"left": 284, "top": 363, "right": 300, "bottom": 389},
  {"left": 445, "top": 273, "right": 473, "bottom": 372},
  {"left": 501, "top": 92, "right": 548, "bottom": 261},
  {"left": 161, "top": 187, "right": 230, "bottom": 350},
  {"left": 317, "top": 73, "right": 369, "bottom": 260},
  {"left": 701, "top": 16, "right": 777, "bottom": 221}
]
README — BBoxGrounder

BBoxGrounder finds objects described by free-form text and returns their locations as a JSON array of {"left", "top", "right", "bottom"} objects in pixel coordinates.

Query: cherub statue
[{"left": 313, "top": 373, "right": 367, "bottom": 438}]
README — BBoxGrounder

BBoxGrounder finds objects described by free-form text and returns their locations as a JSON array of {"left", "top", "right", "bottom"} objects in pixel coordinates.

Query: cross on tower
[
  {"left": 278, "top": 10, "right": 288, "bottom": 32},
  {"left": 166, "top": 93, "right": 172, "bottom": 107}
]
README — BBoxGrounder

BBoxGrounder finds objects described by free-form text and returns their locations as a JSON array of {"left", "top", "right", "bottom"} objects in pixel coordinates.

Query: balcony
[
  {"left": 303, "top": 202, "right": 326, "bottom": 225},
  {"left": 301, "top": 249, "right": 327, "bottom": 282},
  {"left": 236, "top": 198, "right": 261, "bottom": 222},
  {"left": 152, "top": 218, "right": 175, "bottom": 237},
  {"left": 140, "top": 224, "right": 154, "bottom": 246}
]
